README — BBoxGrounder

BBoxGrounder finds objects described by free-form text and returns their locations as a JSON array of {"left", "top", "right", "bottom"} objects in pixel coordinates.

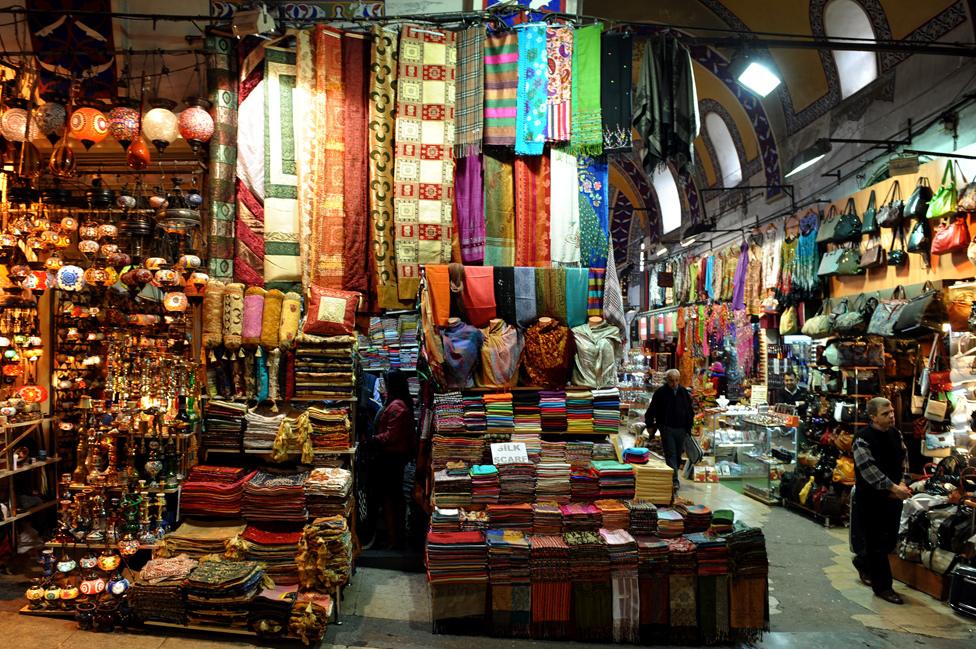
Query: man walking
[{"left": 645, "top": 369, "right": 694, "bottom": 491}]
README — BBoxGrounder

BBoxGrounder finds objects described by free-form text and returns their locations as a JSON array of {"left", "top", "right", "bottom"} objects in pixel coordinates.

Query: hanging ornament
[
  {"left": 32, "top": 94, "right": 68, "bottom": 144},
  {"left": 178, "top": 97, "right": 214, "bottom": 153},
  {"left": 1, "top": 99, "right": 31, "bottom": 142},
  {"left": 125, "top": 137, "right": 151, "bottom": 170},
  {"left": 49, "top": 137, "right": 76, "bottom": 178},
  {"left": 68, "top": 101, "right": 109, "bottom": 150},
  {"left": 142, "top": 99, "right": 179, "bottom": 153},
  {"left": 16, "top": 142, "right": 42, "bottom": 180},
  {"left": 107, "top": 98, "right": 141, "bottom": 150}
]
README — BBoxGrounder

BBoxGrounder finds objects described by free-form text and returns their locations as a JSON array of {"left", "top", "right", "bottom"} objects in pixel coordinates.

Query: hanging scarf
[
  {"left": 570, "top": 24, "right": 603, "bottom": 155},
  {"left": 536, "top": 267, "right": 567, "bottom": 324},
  {"left": 514, "top": 154, "right": 551, "bottom": 267},
  {"left": 732, "top": 242, "right": 749, "bottom": 311},
  {"left": 603, "top": 243, "right": 628, "bottom": 359},
  {"left": 549, "top": 147, "right": 580, "bottom": 264},
  {"left": 455, "top": 25, "right": 485, "bottom": 156},
  {"left": 565, "top": 267, "right": 589, "bottom": 328},
  {"left": 587, "top": 267, "right": 605, "bottom": 318},
  {"left": 393, "top": 26, "right": 458, "bottom": 301},
  {"left": 578, "top": 155, "right": 609, "bottom": 268},
  {"left": 600, "top": 31, "right": 633, "bottom": 153},
  {"left": 493, "top": 266, "right": 517, "bottom": 325},
  {"left": 546, "top": 25, "right": 573, "bottom": 142},
  {"left": 515, "top": 23, "right": 548, "bottom": 155},
  {"left": 514, "top": 266, "right": 537, "bottom": 326},
  {"left": 484, "top": 150, "right": 516, "bottom": 266},
  {"left": 205, "top": 33, "right": 237, "bottom": 280},
  {"left": 484, "top": 32, "right": 518, "bottom": 146},
  {"left": 234, "top": 41, "right": 266, "bottom": 286},
  {"left": 342, "top": 33, "right": 369, "bottom": 293},
  {"left": 456, "top": 154, "right": 485, "bottom": 264}
]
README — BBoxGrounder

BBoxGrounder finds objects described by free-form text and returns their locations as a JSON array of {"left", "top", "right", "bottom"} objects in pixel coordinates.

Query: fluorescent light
[
  {"left": 654, "top": 246, "right": 667, "bottom": 257},
  {"left": 784, "top": 154, "right": 826, "bottom": 178},
  {"left": 737, "top": 61, "right": 781, "bottom": 97},
  {"left": 785, "top": 139, "right": 832, "bottom": 178},
  {"left": 680, "top": 236, "right": 697, "bottom": 247}
]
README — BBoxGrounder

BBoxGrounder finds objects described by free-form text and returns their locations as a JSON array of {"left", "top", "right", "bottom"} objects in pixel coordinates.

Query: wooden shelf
[
  {"left": 44, "top": 540, "right": 159, "bottom": 551},
  {"left": 19, "top": 605, "right": 74, "bottom": 619},
  {"left": 0, "top": 456, "right": 60, "bottom": 481},
  {"left": 0, "top": 418, "right": 50, "bottom": 429},
  {"left": 64, "top": 483, "right": 179, "bottom": 494},
  {"left": 0, "top": 500, "right": 57, "bottom": 527}
]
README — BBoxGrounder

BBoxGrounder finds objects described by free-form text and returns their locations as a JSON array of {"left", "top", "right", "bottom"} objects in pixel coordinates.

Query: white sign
[
  {"left": 490, "top": 442, "right": 529, "bottom": 465},
  {"left": 750, "top": 385, "right": 768, "bottom": 406}
]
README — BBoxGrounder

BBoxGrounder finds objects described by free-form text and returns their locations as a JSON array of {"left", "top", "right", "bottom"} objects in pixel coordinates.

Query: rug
[
  {"left": 205, "top": 33, "right": 238, "bottom": 280},
  {"left": 514, "top": 153, "right": 550, "bottom": 267},
  {"left": 484, "top": 150, "right": 515, "bottom": 266}
]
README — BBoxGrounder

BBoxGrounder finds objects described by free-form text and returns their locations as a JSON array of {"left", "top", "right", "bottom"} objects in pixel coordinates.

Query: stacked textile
[
  {"left": 293, "top": 334, "right": 356, "bottom": 400},
  {"left": 434, "top": 469, "right": 473, "bottom": 507},
  {"left": 433, "top": 392, "right": 466, "bottom": 434},
  {"left": 591, "top": 460, "right": 636, "bottom": 499},
  {"left": 487, "top": 503, "right": 533, "bottom": 531},
  {"left": 560, "top": 502, "right": 602, "bottom": 531},
  {"left": 181, "top": 466, "right": 256, "bottom": 517},
  {"left": 726, "top": 526, "right": 769, "bottom": 640},
  {"left": 249, "top": 584, "right": 297, "bottom": 638},
  {"left": 244, "top": 410, "right": 286, "bottom": 451},
  {"left": 398, "top": 313, "right": 419, "bottom": 346},
  {"left": 565, "top": 530, "right": 612, "bottom": 643},
  {"left": 487, "top": 529, "right": 532, "bottom": 637},
  {"left": 427, "top": 531, "right": 489, "bottom": 633},
  {"left": 381, "top": 317, "right": 398, "bottom": 344},
  {"left": 289, "top": 591, "right": 333, "bottom": 645},
  {"left": 540, "top": 439, "right": 567, "bottom": 462},
  {"left": 531, "top": 502, "right": 563, "bottom": 535},
  {"left": 539, "top": 390, "right": 567, "bottom": 432},
  {"left": 432, "top": 507, "right": 461, "bottom": 533},
  {"left": 666, "top": 537, "right": 699, "bottom": 642},
  {"left": 570, "top": 469, "right": 599, "bottom": 501},
  {"left": 677, "top": 503, "right": 712, "bottom": 533},
  {"left": 498, "top": 462, "right": 535, "bottom": 503},
  {"left": 592, "top": 442, "right": 617, "bottom": 461},
  {"left": 512, "top": 392, "right": 542, "bottom": 436},
  {"left": 305, "top": 467, "right": 353, "bottom": 518},
  {"left": 622, "top": 447, "right": 650, "bottom": 464},
  {"left": 131, "top": 555, "right": 199, "bottom": 624},
  {"left": 591, "top": 388, "right": 621, "bottom": 436},
  {"left": 601, "top": 528, "right": 640, "bottom": 643},
  {"left": 432, "top": 435, "right": 484, "bottom": 470},
  {"left": 626, "top": 500, "right": 658, "bottom": 535},
  {"left": 535, "top": 462, "right": 571, "bottom": 503},
  {"left": 298, "top": 516, "right": 353, "bottom": 590},
  {"left": 162, "top": 520, "right": 245, "bottom": 558},
  {"left": 632, "top": 459, "right": 675, "bottom": 504},
  {"left": 526, "top": 534, "right": 571, "bottom": 639},
  {"left": 595, "top": 499, "right": 630, "bottom": 530},
  {"left": 203, "top": 400, "right": 246, "bottom": 450},
  {"left": 232, "top": 525, "right": 303, "bottom": 585},
  {"left": 566, "top": 440, "right": 594, "bottom": 469},
  {"left": 462, "top": 394, "right": 487, "bottom": 433},
  {"left": 459, "top": 508, "right": 489, "bottom": 532},
  {"left": 636, "top": 535, "right": 670, "bottom": 641},
  {"left": 687, "top": 532, "right": 729, "bottom": 576},
  {"left": 656, "top": 508, "right": 685, "bottom": 538},
  {"left": 566, "top": 389, "right": 594, "bottom": 434},
  {"left": 710, "top": 509, "right": 735, "bottom": 536},
  {"left": 243, "top": 470, "right": 309, "bottom": 523},
  {"left": 185, "top": 560, "right": 264, "bottom": 628},
  {"left": 484, "top": 392, "right": 515, "bottom": 434},
  {"left": 470, "top": 464, "right": 500, "bottom": 503},
  {"left": 511, "top": 433, "right": 541, "bottom": 462},
  {"left": 307, "top": 406, "right": 352, "bottom": 451}
]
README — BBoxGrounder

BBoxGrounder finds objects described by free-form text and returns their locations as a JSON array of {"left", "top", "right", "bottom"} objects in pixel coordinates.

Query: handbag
[
  {"left": 833, "top": 402, "right": 859, "bottom": 423},
  {"left": 906, "top": 176, "right": 934, "bottom": 220},
  {"left": 861, "top": 189, "right": 878, "bottom": 235},
  {"left": 836, "top": 246, "right": 863, "bottom": 275},
  {"left": 859, "top": 236, "right": 886, "bottom": 269},
  {"left": 925, "top": 427, "right": 953, "bottom": 447},
  {"left": 779, "top": 305, "right": 799, "bottom": 335},
  {"left": 801, "top": 299, "right": 835, "bottom": 337},
  {"left": 919, "top": 332, "right": 940, "bottom": 395},
  {"left": 835, "top": 340, "right": 884, "bottom": 367},
  {"left": 866, "top": 286, "right": 909, "bottom": 336},
  {"left": 924, "top": 394, "right": 950, "bottom": 422},
  {"left": 834, "top": 294, "right": 878, "bottom": 335},
  {"left": 949, "top": 343, "right": 976, "bottom": 385},
  {"left": 930, "top": 215, "right": 970, "bottom": 255},
  {"left": 926, "top": 161, "right": 959, "bottom": 220},
  {"left": 833, "top": 198, "right": 863, "bottom": 242},
  {"left": 958, "top": 175, "right": 976, "bottom": 212},
  {"left": 799, "top": 476, "right": 816, "bottom": 505},
  {"left": 907, "top": 217, "right": 931, "bottom": 253},
  {"left": 878, "top": 180, "right": 905, "bottom": 228},
  {"left": 832, "top": 456, "right": 855, "bottom": 486},
  {"left": 947, "top": 286, "right": 975, "bottom": 332},
  {"left": 817, "top": 248, "right": 846, "bottom": 277},
  {"left": 888, "top": 223, "right": 907, "bottom": 266},
  {"left": 842, "top": 368, "right": 881, "bottom": 394},
  {"left": 682, "top": 434, "right": 703, "bottom": 479},
  {"left": 894, "top": 281, "right": 948, "bottom": 335},
  {"left": 816, "top": 205, "right": 839, "bottom": 244}
]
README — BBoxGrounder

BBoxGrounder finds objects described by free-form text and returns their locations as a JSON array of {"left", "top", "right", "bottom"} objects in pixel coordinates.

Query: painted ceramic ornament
[
  {"left": 142, "top": 99, "right": 179, "bottom": 153},
  {"left": 178, "top": 254, "right": 201, "bottom": 269},
  {"left": 178, "top": 98, "right": 214, "bottom": 152},
  {"left": 79, "top": 224, "right": 99, "bottom": 239},
  {"left": 16, "top": 384, "right": 47, "bottom": 404},
  {"left": 163, "top": 291, "right": 188, "bottom": 312},
  {"left": 98, "top": 223, "right": 118, "bottom": 238},
  {"left": 0, "top": 101, "right": 30, "bottom": 142},
  {"left": 56, "top": 265, "right": 85, "bottom": 291},
  {"left": 185, "top": 271, "right": 209, "bottom": 299},
  {"left": 78, "top": 239, "right": 99, "bottom": 255},
  {"left": 32, "top": 97, "right": 67, "bottom": 144},
  {"left": 60, "top": 216, "right": 78, "bottom": 231},
  {"left": 187, "top": 191, "right": 203, "bottom": 208}
]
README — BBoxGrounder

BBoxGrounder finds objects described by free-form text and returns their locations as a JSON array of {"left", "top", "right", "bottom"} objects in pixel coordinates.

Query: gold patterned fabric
[{"left": 521, "top": 318, "right": 574, "bottom": 388}]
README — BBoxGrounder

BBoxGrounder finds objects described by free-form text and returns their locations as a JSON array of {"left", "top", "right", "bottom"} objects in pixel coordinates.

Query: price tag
[
  {"left": 490, "top": 442, "right": 529, "bottom": 465},
  {"left": 750, "top": 385, "right": 768, "bottom": 406}
]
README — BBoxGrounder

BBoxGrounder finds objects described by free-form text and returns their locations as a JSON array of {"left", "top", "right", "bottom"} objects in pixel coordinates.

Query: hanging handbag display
[
  {"left": 834, "top": 294, "right": 879, "bottom": 335},
  {"left": 835, "top": 246, "right": 864, "bottom": 275},
  {"left": 817, "top": 248, "right": 846, "bottom": 277},
  {"left": 906, "top": 176, "right": 934, "bottom": 220},
  {"left": 924, "top": 395, "right": 950, "bottom": 423},
  {"left": 926, "top": 161, "right": 959, "bottom": 220},
  {"left": 802, "top": 299, "right": 835, "bottom": 337},
  {"left": 894, "top": 281, "right": 948, "bottom": 335},
  {"left": 832, "top": 456, "right": 856, "bottom": 486},
  {"left": 957, "top": 174, "right": 976, "bottom": 212},
  {"left": 859, "top": 235, "right": 886, "bottom": 269},
  {"left": 835, "top": 340, "right": 884, "bottom": 367},
  {"left": 947, "top": 284, "right": 976, "bottom": 332},
  {"left": 816, "top": 205, "right": 839, "bottom": 244},
  {"left": 842, "top": 368, "right": 881, "bottom": 394},
  {"left": 888, "top": 223, "right": 908, "bottom": 266},
  {"left": 832, "top": 198, "right": 863, "bottom": 242},
  {"left": 930, "top": 215, "right": 970, "bottom": 256},
  {"left": 907, "top": 216, "right": 931, "bottom": 253},
  {"left": 878, "top": 180, "right": 905, "bottom": 228},
  {"left": 861, "top": 189, "right": 878, "bottom": 235},
  {"left": 779, "top": 305, "right": 799, "bottom": 335},
  {"left": 919, "top": 333, "right": 940, "bottom": 396},
  {"left": 867, "top": 285, "right": 909, "bottom": 336}
]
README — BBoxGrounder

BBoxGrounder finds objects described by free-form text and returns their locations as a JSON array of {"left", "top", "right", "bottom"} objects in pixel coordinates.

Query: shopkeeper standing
[
  {"left": 645, "top": 369, "right": 695, "bottom": 491},
  {"left": 851, "top": 397, "right": 911, "bottom": 605},
  {"left": 371, "top": 370, "right": 417, "bottom": 550},
  {"left": 779, "top": 371, "right": 808, "bottom": 416}
]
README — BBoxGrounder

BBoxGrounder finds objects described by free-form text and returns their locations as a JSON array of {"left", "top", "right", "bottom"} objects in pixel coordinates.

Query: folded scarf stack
[
  {"left": 528, "top": 534, "right": 571, "bottom": 639},
  {"left": 249, "top": 583, "right": 297, "bottom": 638},
  {"left": 622, "top": 447, "right": 650, "bottom": 465},
  {"left": 565, "top": 530, "right": 612, "bottom": 643},
  {"left": 131, "top": 555, "right": 199, "bottom": 624},
  {"left": 601, "top": 527, "right": 640, "bottom": 644},
  {"left": 470, "top": 464, "right": 500, "bottom": 504},
  {"left": 307, "top": 406, "right": 352, "bottom": 452},
  {"left": 676, "top": 503, "right": 712, "bottom": 534},
  {"left": 293, "top": 333, "right": 356, "bottom": 400},
  {"left": 487, "top": 529, "right": 532, "bottom": 637},
  {"left": 289, "top": 591, "right": 333, "bottom": 645},
  {"left": 433, "top": 392, "right": 465, "bottom": 434},
  {"left": 298, "top": 516, "right": 352, "bottom": 590},
  {"left": 595, "top": 499, "right": 630, "bottom": 530},
  {"left": 434, "top": 469, "right": 473, "bottom": 508},
  {"left": 487, "top": 503, "right": 533, "bottom": 531},
  {"left": 498, "top": 462, "right": 535, "bottom": 503},
  {"left": 727, "top": 525, "right": 770, "bottom": 641},
  {"left": 427, "top": 531, "right": 489, "bottom": 634},
  {"left": 244, "top": 409, "right": 286, "bottom": 451},
  {"left": 531, "top": 501, "right": 563, "bottom": 534},
  {"left": 305, "top": 467, "right": 352, "bottom": 518},
  {"left": 590, "top": 460, "right": 636, "bottom": 499},
  {"left": 560, "top": 502, "right": 602, "bottom": 532},
  {"left": 185, "top": 560, "right": 265, "bottom": 628},
  {"left": 181, "top": 466, "right": 256, "bottom": 518},
  {"left": 243, "top": 470, "right": 310, "bottom": 523},
  {"left": 656, "top": 508, "right": 685, "bottom": 539},
  {"left": 666, "top": 536, "right": 698, "bottom": 643},
  {"left": 535, "top": 461, "right": 571, "bottom": 504},
  {"left": 229, "top": 525, "right": 303, "bottom": 586},
  {"left": 203, "top": 400, "right": 246, "bottom": 450},
  {"left": 159, "top": 519, "right": 246, "bottom": 558},
  {"left": 626, "top": 500, "right": 658, "bottom": 535},
  {"left": 432, "top": 507, "right": 461, "bottom": 533}
]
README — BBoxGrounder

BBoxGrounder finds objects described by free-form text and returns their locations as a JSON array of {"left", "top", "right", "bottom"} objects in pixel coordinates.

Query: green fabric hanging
[{"left": 571, "top": 24, "right": 604, "bottom": 155}]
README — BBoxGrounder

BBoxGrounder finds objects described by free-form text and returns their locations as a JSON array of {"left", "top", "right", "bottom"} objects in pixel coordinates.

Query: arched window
[
  {"left": 824, "top": 0, "right": 877, "bottom": 98},
  {"left": 704, "top": 112, "right": 743, "bottom": 187},
  {"left": 653, "top": 166, "right": 682, "bottom": 235}
]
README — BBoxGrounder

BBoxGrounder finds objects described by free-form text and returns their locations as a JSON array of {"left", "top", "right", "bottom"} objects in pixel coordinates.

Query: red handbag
[{"left": 930, "top": 215, "right": 970, "bottom": 255}]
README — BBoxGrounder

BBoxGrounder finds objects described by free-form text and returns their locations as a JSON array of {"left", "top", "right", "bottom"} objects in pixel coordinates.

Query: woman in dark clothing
[{"left": 372, "top": 370, "right": 416, "bottom": 549}]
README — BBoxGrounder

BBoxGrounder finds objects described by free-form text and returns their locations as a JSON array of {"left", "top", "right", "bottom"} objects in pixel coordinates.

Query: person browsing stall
[{"left": 645, "top": 369, "right": 694, "bottom": 491}]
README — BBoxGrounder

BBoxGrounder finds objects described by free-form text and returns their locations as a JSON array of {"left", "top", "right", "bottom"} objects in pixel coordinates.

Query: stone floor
[{"left": 2, "top": 480, "right": 974, "bottom": 648}]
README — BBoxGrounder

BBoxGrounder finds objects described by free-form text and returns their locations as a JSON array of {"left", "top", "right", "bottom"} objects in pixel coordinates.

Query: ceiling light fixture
[
  {"left": 730, "top": 52, "right": 782, "bottom": 97},
  {"left": 785, "top": 139, "right": 831, "bottom": 178}
]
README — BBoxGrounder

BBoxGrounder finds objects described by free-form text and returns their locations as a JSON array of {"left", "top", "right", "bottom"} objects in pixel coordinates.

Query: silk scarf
[
  {"left": 295, "top": 29, "right": 317, "bottom": 291},
  {"left": 601, "top": 31, "right": 633, "bottom": 153},
  {"left": 484, "top": 32, "right": 518, "bottom": 146},
  {"left": 234, "top": 40, "right": 266, "bottom": 286},
  {"left": 578, "top": 155, "right": 609, "bottom": 268},
  {"left": 455, "top": 154, "right": 485, "bottom": 264},
  {"left": 455, "top": 25, "right": 485, "bottom": 156},
  {"left": 514, "top": 154, "right": 551, "bottom": 267},
  {"left": 493, "top": 266, "right": 517, "bottom": 325},
  {"left": 205, "top": 33, "right": 237, "bottom": 280},
  {"left": 393, "top": 26, "right": 457, "bottom": 300},
  {"left": 603, "top": 241, "right": 628, "bottom": 359},
  {"left": 549, "top": 147, "right": 580, "bottom": 264},
  {"left": 484, "top": 150, "right": 515, "bottom": 266},
  {"left": 546, "top": 25, "right": 572, "bottom": 142},
  {"left": 342, "top": 33, "right": 369, "bottom": 293},
  {"left": 536, "top": 267, "right": 567, "bottom": 323},
  {"left": 514, "top": 266, "right": 537, "bottom": 326},
  {"left": 564, "top": 267, "right": 588, "bottom": 327},
  {"left": 570, "top": 24, "right": 603, "bottom": 155},
  {"left": 515, "top": 23, "right": 547, "bottom": 155}
]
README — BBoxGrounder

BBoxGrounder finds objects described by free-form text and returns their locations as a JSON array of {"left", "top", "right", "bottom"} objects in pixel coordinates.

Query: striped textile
[
  {"left": 205, "top": 34, "right": 237, "bottom": 280},
  {"left": 587, "top": 267, "right": 605, "bottom": 317},
  {"left": 484, "top": 32, "right": 518, "bottom": 146},
  {"left": 546, "top": 25, "right": 572, "bottom": 142},
  {"left": 455, "top": 25, "right": 485, "bottom": 155},
  {"left": 602, "top": 240, "right": 628, "bottom": 357},
  {"left": 234, "top": 41, "right": 266, "bottom": 286}
]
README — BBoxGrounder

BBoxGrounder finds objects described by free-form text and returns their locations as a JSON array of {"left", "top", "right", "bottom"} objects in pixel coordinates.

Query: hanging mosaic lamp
[
  {"left": 68, "top": 101, "right": 109, "bottom": 150},
  {"left": 126, "top": 137, "right": 151, "bottom": 170},
  {"left": 142, "top": 99, "right": 179, "bottom": 153},
  {"left": 107, "top": 98, "right": 141, "bottom": 150},
  {"left": 178, "top": 97, "right": 214, "bottom": 153},
  {"left": 32, "top": 94, "right": 68, "bottom": 144},
  {"left": 1, "top": 98, "right": 31, "bottom": 142}
]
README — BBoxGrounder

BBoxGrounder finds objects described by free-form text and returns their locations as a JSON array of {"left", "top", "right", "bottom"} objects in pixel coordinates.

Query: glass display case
[{"left": 739, "top": 414, "right": 798, "bottom": 505}]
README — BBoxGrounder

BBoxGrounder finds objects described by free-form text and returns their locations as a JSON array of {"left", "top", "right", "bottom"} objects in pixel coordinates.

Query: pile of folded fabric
[
  {"left": 289, "top": 591, "right": 333, "bottom": 645},
  {"left": 131, "top": 554, "right": 199, "bottom": 624},
  {"left": 591, "top": 460, "right": 636, "bottom": 499},
  {"left": 560, "top": 502, "right": 602, "bottom": 532},
  {"left": 636, "top": 536, "right": 670, "bottom": 642},
  {"left": 459, "top": 508, "right": 489, "bottom": 532},
  {"left": 595, "top": 499, "right": 630, "bottom": 530},
  {"left": 469, "top": 464, "right": 500, "bottom": 504},
  {"left": 486, "top": 503, "right": 533, "bottom": 531},
  {"left": 677, "top": 503, "right": 712, "bottom": 533},
  {"left": 305, "top": 467, "right": 353, "bottom": 518},
  {"left": 570, "top": 469, "right": 599, "bottom": 501},
  {"left": 622, "top": 447, "right": 650, "bottom": 464},
  {"left": 307, "top": 406, "right": 352, "bottom": 452},
  {"left": 566, "top": 389, "right": 594, "bottom": 434},
  {"left": 656, "top": 508, "right": 685, "bottom": 538},
  {"left": 565, "top": 530, "right": 612, "bottom": 642},
  {"left": 432, "top": 435, "right": 484, "bottom": 470},
  {"left": 433, "top": 392, "right": 466, "bottom": 434},
  {"left": 540, "top": 439, "right": 567, "bottom": 462},
  {"left": 203, "top": 400, "right": 246, "bottom": 451},
  {"left": 462, "top": 394, "right": 487, "bottom": 433},
  {"left": 229, "top": 525, "right": 303, "bottom": 586},
  {"left": 487, "top": 529, "right": 532, "bottom": 637},
  {"left": 535, "top": 461, "right": 571, "bottom": 503},
  {"left": 243, "top": 470, "right": 310, "bottom": 523},
  {"left": 566, "top": 440, "right": 594, "bottom": 470},
  {"left": 433, "top": 468, "right": 473, "bottom": 508},
  {"left": 293, "top": 333, "right": 356, "bottom": 400},
  {"left": 399, "top": 313, "right": 419, "bottom": 346},
  {"left": 513, "top": 393, "right": 542, "bottom": 437},
  {"left": 249, "top": 584, "right": 297, "bottom": 638},
  {"left": 498, "top": 462, "right": 535, "bottom": 503},
  {"left": 539, "top": 390, "right": 567, "bottom": 432},
  {"left": 181, "top": 466, "right": 256, "bottom": 518},
  {"left": 161, "top": 519, "right": 245, "bottom": 558},
  {"left": 632, "top": 460, "right": 676, "bottom": 504},
  {"left": 244, "top": 409, "right": 286, "bottom": 451},
  {"left": 298, "top": 516, "right": 352, "bottom": 590},
  {"left": 511, "top": 433, "right": 541, "bottom": 462},
  {"left": 426, "top": 531, "right": 489, "bottom": 634},
  {"left": 601, "top": 528, "right": 640, "bottom": 643},
  {"left": 592, "top": 442, "right": 617, "bottom": 461},
  {"left": 528, "top": 534, "right": 571, "bottom": 639},
  {"left": 531, "top": 502, "right": 563, "bottom": 535},
  {"left": 626, "top": 500, "right": 658, "bottom": 536},
  {"left": 710, "top": 509, "right": 735, "bottom": 536},
  {"left": 726, "top": 526, "right": 769, "bottom": 641},
  {"left": 484, "top": 392, "right": 515, "bottom": 435},
  {"left": 591, "top": 388, "right": 621, "bottom": 436},
  {"left": 185, "top": 560, "right": 265, "bottom": 628},
  {"left": 432, "top": 507, "right": 461, "bottom": 533},
  {"left": 666, "top": 536, "right": 699, "bottom": 642}
]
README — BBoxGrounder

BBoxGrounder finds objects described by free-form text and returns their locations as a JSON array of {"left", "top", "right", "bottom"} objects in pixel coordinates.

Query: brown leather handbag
[
  {"left": 834, "top": 431, "right": 854, "bottom": 454},
  {"left": 947, "top": 285, "right": 975, "bottom": 332},
  {"left": 859, "top": 236, "right": 886, "bottom": 269}
]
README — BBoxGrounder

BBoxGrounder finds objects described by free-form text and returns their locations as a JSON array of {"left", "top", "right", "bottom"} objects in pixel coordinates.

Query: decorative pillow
[
  {"left": 202, "top": 280, "right": 225, "bottom": 349},
  {"left": 303, "top": 285, "right": 359, "bottom": 336},
  {"left": 278, "top": 292, "right": 302, "bottom": 349},
  {"left": 242, "top": 286, "right": 266, "bottom": 347},
  {"left": 260, "top": 289, "right": 284, "bottom": 349}
]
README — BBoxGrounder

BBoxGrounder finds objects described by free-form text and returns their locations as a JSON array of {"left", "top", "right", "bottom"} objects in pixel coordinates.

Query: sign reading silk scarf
[
  {"left": 484, "top": 33, "right": 518, "bottom": 146},
  {"left": 206, "top": 34, "right": 238, "bottom": 280},
  {"left": 571, "top": 24, "right": 603, "bottom": 155},
  {"left": 393, "top": 26, "right": 458, "bottom": 301},
  {"left": 515, "top": 23, "right": 548, "bottom": 155},
  {"left": 263, "top": 44, "right": 302, "bottom": 291},
  {"left": 235, "top": 41, "right": 266, "bottom": 286},
  {"left": 546, "top": 26, "right": 573, "bottom": 142},
  {"left": 578, "top": 155, "right": 609, "bottom": 268}
]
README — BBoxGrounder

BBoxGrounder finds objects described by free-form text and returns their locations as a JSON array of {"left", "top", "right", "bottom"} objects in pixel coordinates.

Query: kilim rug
[
  {"left": 235, "top": 39, "right": 266, "bottom": 286},
  {"left": 205, "top": 33, "right": 237, "bottom": 280}
]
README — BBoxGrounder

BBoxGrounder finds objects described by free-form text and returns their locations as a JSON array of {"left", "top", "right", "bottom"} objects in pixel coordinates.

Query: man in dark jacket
[{"left": 645, "top": 369, "right": 694, "bottom": 490}]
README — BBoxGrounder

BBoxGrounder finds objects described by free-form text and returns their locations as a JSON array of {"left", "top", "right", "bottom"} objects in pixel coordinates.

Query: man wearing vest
[{"left": 851, "top": 397, "right": 911, "bottom": 604}]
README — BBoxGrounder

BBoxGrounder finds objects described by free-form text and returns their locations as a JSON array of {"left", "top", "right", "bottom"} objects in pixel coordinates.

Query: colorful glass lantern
[
  {"left": 107, "top": 98, "right": 141, "bottom": 150},
  {"left": 126, "top": 138, "right": 151, "bottom": 170},
  {"left": 32, "top": 94, "right": 68, "bottom": 144},
  {"left": 68, "top": 103, "right": 109, "bottom": 150},
  {"left": 49, "top": 138, "right": 76, "bottom": 178},
  {"left": 1, "top": 99, "right": 30, "bottom": 142},
  {"left": 178, "top": 98, "right": 214, "bottom": 153},
  {"left": 142, "top": 99, "right": 179, "bottom": 153}
]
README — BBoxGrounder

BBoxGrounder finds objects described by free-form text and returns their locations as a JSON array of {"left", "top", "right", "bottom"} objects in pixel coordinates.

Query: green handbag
[
  {"left": 861, "top": 190, "right": 878, "bottom": 235},
  {"left": 817, "top": 248, "right": 845, "bottom": 276},
  {"left": 801, "top": 298, "right": 835, "bottom": 337},
  {"left": 926, "top": 161, "right": 958, "bottom": 220},
  {"left": 833, "top": 198, "right": 862, "bottom": 242},
  {"left": 816, "top": 205, "right": 839, "bottom": 244},
  {"left": 836, "top": 247, "right": 864, "bottom": 275}
]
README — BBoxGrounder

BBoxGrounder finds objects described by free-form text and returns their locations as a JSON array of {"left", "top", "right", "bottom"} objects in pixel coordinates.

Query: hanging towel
[
  {"left": 456, "top": 154, "right": 485, "bottom": 264},
  {"left": 550, "top": 148, "right": 580, "bottom": 264},
  {"left": 515, "top": 23, "right": 548, "bottom": 155},
  {"left": 484, "top": 150, "right": 516, "bottom": 266},
  {"left": 484, "top": 32, "right": 518, "bottom": 146},
  {"left": 514, "top": 266, "right": 537, "bottom": 326},
  {"left": 462, "top": 266, "right": 497, "bottom": 328},
  {"left": 493, "top": 266, "right": 517, "bottom": 325},
  {"left": 546, "top": 25, "right": 573, "bottom": 142},
  {"left": 456, "top": 25, "right": 485, "bottom": 155},
  {"left": 342, "top": 32, "right": 370, "bottom": 293},
  {"left": 570, "top": 24, "right": 603, "bottom": 155},
  {"left": 565, "top": 267, "right": 589, "bottom": 327},
  {"left": 578, "top": 155, "right": 609, "bottom": 268},
  {"left": 514, "top": 154, "right": 551, "bottom": 267}
]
